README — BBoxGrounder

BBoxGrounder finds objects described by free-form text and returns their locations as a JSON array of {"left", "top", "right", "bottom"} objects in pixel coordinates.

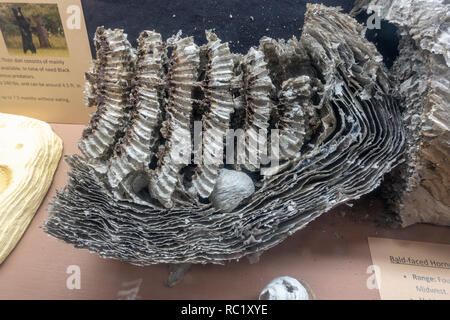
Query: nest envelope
[
  {"left": 44, "top": 4, "right": 405, "bottom": 265},
  {"left": 352, "top": 0, "right": 450, "bottom": 227}
]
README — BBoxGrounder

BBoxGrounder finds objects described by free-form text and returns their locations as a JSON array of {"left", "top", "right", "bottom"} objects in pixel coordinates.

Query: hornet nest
[{"left": 44, "top": 4, "right": 406, "bottom": 266}]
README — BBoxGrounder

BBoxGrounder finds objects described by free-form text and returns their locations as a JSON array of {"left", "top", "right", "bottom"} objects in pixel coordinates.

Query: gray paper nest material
[
  {"left": 44, "top": 4, "right": 404, "bottom": 265},
  {"left": 352, "top": 0, "right": 450, "bottom": 227}
]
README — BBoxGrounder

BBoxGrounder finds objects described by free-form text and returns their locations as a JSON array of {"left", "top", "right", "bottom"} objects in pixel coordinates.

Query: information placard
[
  {"left": 0, "top": 0, "right": 91, "bottom": 123},
  {"left": 368, "top": 237, "right": 450, "bottom": 300}
]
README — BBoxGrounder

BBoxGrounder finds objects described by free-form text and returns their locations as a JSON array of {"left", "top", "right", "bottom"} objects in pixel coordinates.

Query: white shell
[{"left": 259, "top": 276, "right": 310, "bottom": 300}]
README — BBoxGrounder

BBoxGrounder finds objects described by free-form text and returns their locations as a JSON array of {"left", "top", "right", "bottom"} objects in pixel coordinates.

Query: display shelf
[{"left": 0, "top": 123, "right": 449, "bottom": 300}]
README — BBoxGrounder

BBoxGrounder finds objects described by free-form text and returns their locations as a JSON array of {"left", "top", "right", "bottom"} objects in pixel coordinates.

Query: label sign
[
  {"left": 0, "top": 0, "right": 91, "bottom": 123},
  {"left": 368, "top": 237, "right": 450, "bottom": 300}
]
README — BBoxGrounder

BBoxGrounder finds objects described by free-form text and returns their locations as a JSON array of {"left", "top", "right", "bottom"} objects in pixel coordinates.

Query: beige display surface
[
  {"left": 0, "top": 0, "right": 91, "bottom": 124},
  {"left": 0, "top": 122, "right": 449, "bottom": 300},
  {"left": 368, "top": 237, "right": 450, "bottom": 300}
]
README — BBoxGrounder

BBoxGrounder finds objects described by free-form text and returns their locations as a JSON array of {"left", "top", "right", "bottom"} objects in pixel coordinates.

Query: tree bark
[{"left": 33, "top": 15, "right": 51, "bottom": 48}]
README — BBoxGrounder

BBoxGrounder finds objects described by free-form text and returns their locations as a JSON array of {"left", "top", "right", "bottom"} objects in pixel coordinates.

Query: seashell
[
  {"left": 0, "top": 113, "right": 62, "bottom": 264},
  {"left": 44, "top": 4, "right": 406, "bottom": 266},
  {"left": 259, "top": 276, "right": 311, "bottom": 300},
  {"left": 352, "top": 0, "right": 450, "bottom": 226}
]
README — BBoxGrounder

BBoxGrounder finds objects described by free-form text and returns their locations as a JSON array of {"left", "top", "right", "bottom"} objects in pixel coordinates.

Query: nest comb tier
[{"left": 44, "top": 5, "right": 405, "bottom": 265}]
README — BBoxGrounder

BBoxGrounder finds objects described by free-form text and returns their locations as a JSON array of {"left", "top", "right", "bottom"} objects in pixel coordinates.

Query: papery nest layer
[{"left": 44, "top": 4, "right": 407, "bottom": 265}]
